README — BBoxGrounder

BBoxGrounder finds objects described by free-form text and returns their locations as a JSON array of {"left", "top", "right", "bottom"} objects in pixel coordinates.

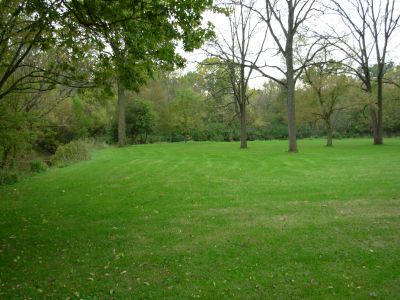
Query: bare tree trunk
[
  {"left": 285, "top": 6, "right": 298, "bottom": 153},
  {"left": 374, "top": 75, "right": 384, "bottom": 144},
  {"left": 368, "top": 91, "right": 380, "bottom": 145},
  {"left": 326, "top": 118, "right": 333, "bottom": 147},
  {"left": 370, "top": 107, "right": 379, "bottom": 144},
  {"left": 287, "top": 77, "right": 297, "bottom": 152},
  {"left": 286, "top": 38, "right": 298, "bottom": 152},
  {"left": 117, "top": 77, "right": 126, "bottom": 147},
  {"left": 240, "top": 104, "right": 247, "bottom": 149},
  {"left": 330, "top": 0, "right": 400, "bottom": 146},
  {"left": 208, "top": 1, "right": 264, "bottom": 150}
]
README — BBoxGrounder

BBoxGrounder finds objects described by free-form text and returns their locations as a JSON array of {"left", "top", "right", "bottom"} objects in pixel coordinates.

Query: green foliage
[
  {"left": 71, "top": 96, "right": 89, "bottom": 139},
  {"left": 29, "top": 159, "right": 48, "bottom": 173},
  {"left": 62, "top": 0, "right": 216, "bottom": 93},
  {"left": 110, "top": 98, "right": 156, "bottom": 144},
  {"left": 0, "top": 99, "right": 38, "bottom": 168},
  {"left": 35, "top": 89, "right": 115, "bottom": 153},
  {"left": 0, "top": 1, "right": 96, "bottom": 102},
  {"left": 35, "top": 123, "right": 61, "bottom": 154},
  {"left": 125, "top": 70, "right": 400, "bottom": 145},
  {"left": 125, "top": 100, "right": 156, "bottom": 143},
  {"left": 50, "top": 140, "right": 91, "bottom": 167},
  {"left": 0, "top": 169, "right": 18, "bottom": 185},
  {"left": 173, "top": 88, "right": 205, "bottom": 140}
]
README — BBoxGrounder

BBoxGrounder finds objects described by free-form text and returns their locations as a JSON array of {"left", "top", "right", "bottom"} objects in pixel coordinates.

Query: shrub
[
  {"left": 50, "top": 140, "right": 91, "bottom": 167},
  {"left": 35, "top": 124, "right": 60, "bottom": 154},
  {"left": 30, "top": 159, "right": 48, "bottom": 173},
  {"left": 0, "top": 170, "right": 18, "bottom": 185},
  {"left": 171, "top": 133, "right": 185, "bottom": 142}
]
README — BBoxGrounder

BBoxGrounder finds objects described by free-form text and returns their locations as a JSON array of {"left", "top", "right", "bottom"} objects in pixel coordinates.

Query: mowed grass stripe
[{"left": 0, "top": 138, "right": 399, "bottom": 299}]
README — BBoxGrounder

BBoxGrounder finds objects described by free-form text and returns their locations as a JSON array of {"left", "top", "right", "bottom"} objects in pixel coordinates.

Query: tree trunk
[
  {"left": 326, "top": 118, "right": 333, "bottom": 147},
  {"left": 374, "top": 75, "right": 383, "bottom": 144},
  {"left": 369, "top": 98, "right": 380, "bottom": 145},
  {"left": 287, "top": 77, "right": 297, "bottom": 152},
  {"left": 117, "top": 77, "right": 126, "bottom": 147},
  {"left": 286, "top": 56, "right": 298, "bottom": 152},
  {"left": 240, "top": 104, "right": 247, "bottom": 149},
  {"left": 286, "top": 17, "right": 297, "bottom": 153}
]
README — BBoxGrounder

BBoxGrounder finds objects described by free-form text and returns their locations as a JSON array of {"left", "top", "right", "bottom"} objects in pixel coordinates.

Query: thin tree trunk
[
  {"left": 365, "top": 84, "right": 381, "bottom": 145},
  {"left": 369, "top": 100, "right": 379, "bottom": 145},
  {"left": 374, "top": 75, "right": 383, "bottom": 144},
  {"left": 286, "top": 55, "right": 297, "bottom": 152},
  {"left": 117, "top": 77, "right": 126, "bottom": 147},
  {"left": 287, "top": 77, "right": 297, "bottom": 152},
  {"left": 326, "top": 118, "right": 333, "bottom": 147},
  {"left": 286, "top": 16, "right": 297, "bottom": 152},
  {"left": 240, "top": 104, "right": 247, "bottom": 149}
]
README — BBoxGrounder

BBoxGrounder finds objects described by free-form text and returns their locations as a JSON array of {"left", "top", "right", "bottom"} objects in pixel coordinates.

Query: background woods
[{"left": 1, "top": 0, "right": 399, "bottom": 173}]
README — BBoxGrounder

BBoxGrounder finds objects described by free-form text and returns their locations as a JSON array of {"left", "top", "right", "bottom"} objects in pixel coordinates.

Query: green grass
[{"left": 1, "top": 138, "right": 399, "bottom": 299}]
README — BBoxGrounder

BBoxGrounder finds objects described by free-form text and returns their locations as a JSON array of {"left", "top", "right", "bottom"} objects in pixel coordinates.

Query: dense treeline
[
  {"left": 112, "top": 66, "right": 400, "bottom": 143},
  {"left": 3, "top": 64, "right": 399, "bottom": 166}
]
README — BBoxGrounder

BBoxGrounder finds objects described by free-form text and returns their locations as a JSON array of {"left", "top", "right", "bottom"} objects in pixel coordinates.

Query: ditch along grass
[{"left": 0, "top": 138, "right": 399, "bottom": 299}]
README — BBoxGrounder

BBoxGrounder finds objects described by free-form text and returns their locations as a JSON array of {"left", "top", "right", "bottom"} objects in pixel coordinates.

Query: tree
[
  {"left": 250, "top": 0, "right": 324, "bottom": 152},
  {"left": 207, "top": 0, "right": 266, "bottom": 149},
  {"left": 0, "top": 97, "right": 37, "bottom": 168},
  {"left": 173, "top": 88, "right": 205, "bottom": 141},
  {"left": 329, "top": 0, "right": 400, "bottom": 145},
  {"left": 0, "top": 1, "right": 96, "bottom": 102},
  {"left": 303, "top": 59, "right": 349, "bottom": 146},
  {"left": 125, "top": 99, "right": 156, "bottom": 144},
  {"left": 63, "top": 0, "right": 215, "bottom": 147}
]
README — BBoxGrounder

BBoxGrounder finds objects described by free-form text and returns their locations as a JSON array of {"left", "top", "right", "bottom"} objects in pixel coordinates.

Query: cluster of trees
[
  {"left": 0, "top": 0, "right": 215, "bottom": 168},
  {"left": 1, "top": 0, "right": 400, "bottom": 171},
  {"left": 113, "top": 64, "right": 400, "bottom": 144},
  {"left": 206, "top": 0, "right": 400, "bottom": 151}
]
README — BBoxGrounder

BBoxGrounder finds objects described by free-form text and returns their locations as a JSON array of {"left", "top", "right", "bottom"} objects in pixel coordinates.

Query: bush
[
  {"left": 30, "top": 159, "right": 48, "bottom": 173},
  {"left": 171, "top": 133, "right": 185, "bottom": 142},
  {"left": 0, "top": 170, "right": 18, "bottom": 185},
  {"left": 50, "top": 140, "right": 91, "bottom": 167},
  {"left": 35, "top": 124, "right": 60, "bottom": 154}
]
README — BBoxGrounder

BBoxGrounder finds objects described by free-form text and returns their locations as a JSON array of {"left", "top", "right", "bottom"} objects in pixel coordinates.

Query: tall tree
[
  {"left": 250, "top": 0, "right": 323, "bottom": 152},
  {"left": 63, "top": 0, "right": 215, "bottom": 147},
  {"left": 329, "top": 0, "right": 400, "bottom": 145},
  {"left": 197, "top": 58, "right": 237, "bottom": 129},
  {"left": 303, "top": 58, "right": 348, "bottom": 146},
  {"left": 207, "top": 0, "right": 266, "bottom": 149},
  {"left": 0, "top": 0, "right": 93, "bottom": 102}
]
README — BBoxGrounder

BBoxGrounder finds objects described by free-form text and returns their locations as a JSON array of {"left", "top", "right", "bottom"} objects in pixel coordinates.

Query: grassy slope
[{"left": 0, "top": 138, "right": 399, "bottom": 299}]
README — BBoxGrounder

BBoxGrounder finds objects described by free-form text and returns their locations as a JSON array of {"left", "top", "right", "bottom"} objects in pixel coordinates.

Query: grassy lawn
[{"left": 1, "top": 138, "right": 399, "bottom": 299}]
